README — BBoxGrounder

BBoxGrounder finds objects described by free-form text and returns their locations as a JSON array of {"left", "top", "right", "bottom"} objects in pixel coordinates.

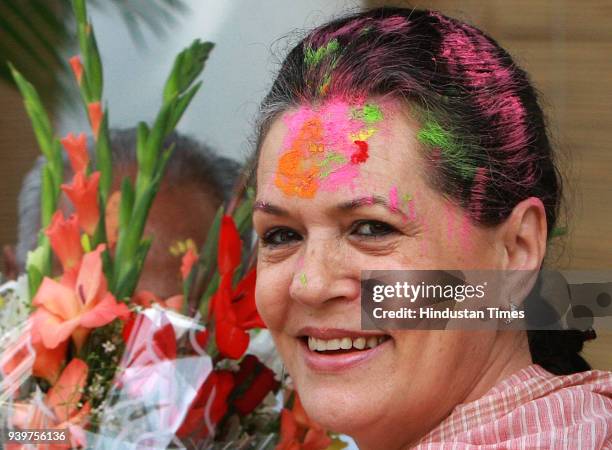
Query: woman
[{"left": 251, "top": 7, "right": 612, "bottom": 449}]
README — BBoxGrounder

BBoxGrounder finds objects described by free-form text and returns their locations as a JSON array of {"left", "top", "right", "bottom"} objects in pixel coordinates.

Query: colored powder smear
[
  {"left": 351, "top": 103, "right": 384, "bottom": 124},
  {"left": 351, "top": 141, "right": 369, "bottom": 164},
  {"left": 389, "top": 186, "right": 399, "bottom": 210},
  {"left": 299, "top": 272, "right": 307, "bottom": 287},
  {"left": 304, "top": 38, "right": 340, "bottom": 66},
  {"left": 275, "top": 100, "right": 382, "bottom": 198},
  {"left": 417, "top": 120, "right": 475, "bottom": 179}
]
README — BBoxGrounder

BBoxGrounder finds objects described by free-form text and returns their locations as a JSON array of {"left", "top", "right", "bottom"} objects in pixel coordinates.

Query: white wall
[{"left": 59, "top": 0, "right": 362, "bottom": 163}]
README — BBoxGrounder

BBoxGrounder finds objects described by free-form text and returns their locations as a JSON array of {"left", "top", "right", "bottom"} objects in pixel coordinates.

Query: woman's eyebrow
[
  {"left": 337, "top": 195, "right": 400, "bottom": 213},
  {"left": 253, "top": 200, "right": 288, "bottom": 216},
  {"left": 254, "top": 195, "right": 405, "bottom": 216}
]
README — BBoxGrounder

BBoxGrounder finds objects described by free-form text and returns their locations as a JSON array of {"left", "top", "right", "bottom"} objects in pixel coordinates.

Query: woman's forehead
[{"left": 257, "top": 98, "right": 423, "bottom": 201}]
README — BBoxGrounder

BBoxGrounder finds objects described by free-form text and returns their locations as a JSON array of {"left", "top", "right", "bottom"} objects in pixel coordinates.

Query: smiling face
[{"left": 253, "top": 99, "right": 531, "bottom": 449}]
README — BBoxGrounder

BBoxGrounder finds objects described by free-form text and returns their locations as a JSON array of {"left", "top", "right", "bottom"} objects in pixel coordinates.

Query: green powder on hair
[
  {"left": 304, "top": 38, "right": 340, "bottom": 66},
  {"left": 417, "top": 120, "right": 476, "bottom": 179}
]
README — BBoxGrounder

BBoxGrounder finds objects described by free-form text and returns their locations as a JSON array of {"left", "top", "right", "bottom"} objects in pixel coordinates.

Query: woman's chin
[{"left": 295, "top": 379, "right": 386, "bottom": 435}]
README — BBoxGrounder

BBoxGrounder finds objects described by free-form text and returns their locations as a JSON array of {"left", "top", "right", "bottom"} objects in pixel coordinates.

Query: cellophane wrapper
[{"left": 0, "top": 305, "right": 220, "bottom": 449}]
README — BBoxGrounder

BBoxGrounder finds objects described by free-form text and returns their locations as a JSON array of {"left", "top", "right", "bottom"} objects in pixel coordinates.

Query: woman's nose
[{"left": 289, "top": 239, "right": 360, "bottom": 308}]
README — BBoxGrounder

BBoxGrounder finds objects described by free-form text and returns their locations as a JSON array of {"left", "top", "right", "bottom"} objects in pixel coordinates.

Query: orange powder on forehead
[{"left": 274, "top": 116, "right": 325, "bottom": 198}]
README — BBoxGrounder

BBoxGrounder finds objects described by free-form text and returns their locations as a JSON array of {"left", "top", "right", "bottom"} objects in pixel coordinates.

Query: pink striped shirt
[{"left": 414, "top": 364, "right": 612, "bottom": 449}]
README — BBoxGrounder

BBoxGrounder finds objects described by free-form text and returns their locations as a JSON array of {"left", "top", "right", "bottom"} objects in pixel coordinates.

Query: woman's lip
[
  {"left": 296, "top": 326, "right": 389, "bottom": 339},
  {"left": 298, "top": 336, "right": 391, "bottom": 372}
]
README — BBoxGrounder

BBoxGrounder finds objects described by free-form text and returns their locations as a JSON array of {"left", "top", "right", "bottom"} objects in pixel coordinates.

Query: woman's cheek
[{"left": 255, "top": 268, "right": 290, "bottom": 331}]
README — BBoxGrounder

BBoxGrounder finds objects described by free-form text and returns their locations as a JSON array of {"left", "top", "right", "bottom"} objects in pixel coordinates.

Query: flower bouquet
[
  {"left": 0, "top": 1, "right": 350, "bottom": 448},
  {"left": 1, "top": 2, "right": 263, "bottom": 449}
]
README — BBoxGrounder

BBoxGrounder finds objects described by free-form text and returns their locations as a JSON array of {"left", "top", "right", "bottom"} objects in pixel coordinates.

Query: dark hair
[{"left": 251, "top": 7, "right": 594, "bottom": 374}]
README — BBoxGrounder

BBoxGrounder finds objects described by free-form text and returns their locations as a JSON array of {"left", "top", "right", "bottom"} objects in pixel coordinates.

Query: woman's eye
[
  {"left": 261, "top": 227, "right": 302, "bottom": 247},
  {"left": 352, "top": 220, "right": 396, "bottom": 237}
]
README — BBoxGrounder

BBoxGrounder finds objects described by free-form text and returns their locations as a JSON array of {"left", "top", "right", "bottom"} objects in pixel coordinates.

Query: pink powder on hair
[
  {"left": 322, "top": 17, "right": 371, "bottom": 43},
  {"left": 431, "top": 12, "right": 529, "bottom": 153},
  {"left": 468, "top": 167, "right": 488, "bottom": 221},
  {"left": 378, "top": 16, "right": 410, "bottom": 33}
]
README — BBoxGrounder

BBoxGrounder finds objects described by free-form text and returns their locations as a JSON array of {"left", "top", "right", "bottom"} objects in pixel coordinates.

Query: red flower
[
  {"left": 87, "top": 102, "right": 103, "bottom": 139},
  {"left": 209, "top": 216, "right": 265, "bottom": 359},
  {"left": 46, "top": 211, "right": 83, "bottom": 272},
  {"left": 69, "top": 55, "right": 83, "bottom": 85},
  {"left": 62, "top": 171, "right": 100, "bottom": 235},
  {"left": 61, "top": 132, "right": 89, "bottom": 173},
  {"left": 232, "top": 354, "right": 279, "bottom": 416},
  {"left": 177, "top": 370, "right": 235, "bottom": 440},
  {"left": 276, "top": 393, "right": 332, "bottom": 450}
]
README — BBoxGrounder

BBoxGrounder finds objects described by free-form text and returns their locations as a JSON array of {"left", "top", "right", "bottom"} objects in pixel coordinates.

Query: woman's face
[{"left": 253, "top": 100, "right": 512, "bottom": 447}]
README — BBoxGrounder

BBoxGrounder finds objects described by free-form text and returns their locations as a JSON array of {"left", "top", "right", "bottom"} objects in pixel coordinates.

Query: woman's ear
[{"left": 501, "top": 197, "right": 548, "bottom": 271}]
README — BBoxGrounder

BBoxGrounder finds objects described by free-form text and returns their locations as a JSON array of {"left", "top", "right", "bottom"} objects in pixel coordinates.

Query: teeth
[
  {"left": 308, "top": 337, "right": 317, "bottom": 351},
  {"left": 353, "top": 337, "right": 366, "bottom": 350},
  {"left": 326, "top": 338, "right": 341, "bottom": 350},
  {"left": 340, "top": 337, "right": 352, "bottom": 349},
  {"left": 307, "top": 335, "right": 387, "bottom": 352}
]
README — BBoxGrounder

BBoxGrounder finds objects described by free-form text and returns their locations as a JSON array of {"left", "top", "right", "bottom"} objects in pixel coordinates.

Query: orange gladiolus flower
[
  {"left": 9, "top": 358, "right": 91, "bottom": 450},
  {"left": 69, "top": 55, "right": 84, "bottom": 85},
  {"left": 0, "top": 325, "right": 68, "bottom": 386},
  {"left": 88, "top": 102, "right": 103, "bottom": 139},
  {"left": 62, "top": 171, "right": 100, "bottom": 235},
  {"left": 31, "top": 244, "right": 130, "bottom": 352},
  {"left": 46, "top": 211, "right": 83, "bottom": 272},
  {"left": 61, "top": 132, "right": 89, "bottom": 173},
  {"left": 276, "top": 393, "right": 332, "bottom": 450},
  {"left": 180, "top": 248, "right": 199, "bottom": 280}
]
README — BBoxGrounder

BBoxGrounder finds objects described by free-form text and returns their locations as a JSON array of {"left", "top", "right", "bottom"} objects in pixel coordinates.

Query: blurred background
[{"left": 0, "top": 0, "right": 610, "bottom": 370}]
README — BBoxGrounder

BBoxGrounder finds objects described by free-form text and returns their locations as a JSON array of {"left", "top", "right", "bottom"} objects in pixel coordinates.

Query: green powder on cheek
[{"left": 299, "top": 273, "right": 307, "bottom": 287}]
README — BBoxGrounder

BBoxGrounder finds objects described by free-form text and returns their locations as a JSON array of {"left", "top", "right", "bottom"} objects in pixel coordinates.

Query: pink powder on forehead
[
  {"left": 277, "top": 100, "right": 385, "bottom": 195},
  {"left": 389, "top": 186, "right": 399, "bottom": 211}
]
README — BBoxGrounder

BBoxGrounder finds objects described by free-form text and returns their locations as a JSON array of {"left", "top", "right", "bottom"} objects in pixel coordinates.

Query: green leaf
[
  {"left": 72, "top": 0, "right": 87, "bottom": 26},
  {"left": 163, "top": 40, "right": 213, "bottom": 102},
  {"left": 119, "top": 177, "right": 135, "bottom": 230},
  {"left": 166, "top": 80, "right": 201, "bottom": 134},
  {"left": 95, "top": 110, "right": 113, "bottom": 203},
  {"left": 40, "top": 165, "right": 56, "bottom": 229},
  {"left": 9, "top": 63, "right": 55, "bottom": 157},
  {"left": 136, "top": 121, "right": 150, "bottom": 167}
]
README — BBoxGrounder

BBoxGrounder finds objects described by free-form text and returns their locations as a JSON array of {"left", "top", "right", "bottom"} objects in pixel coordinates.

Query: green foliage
[{"left": 0, "top": 0, "right": 187, "bottom": 105}]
